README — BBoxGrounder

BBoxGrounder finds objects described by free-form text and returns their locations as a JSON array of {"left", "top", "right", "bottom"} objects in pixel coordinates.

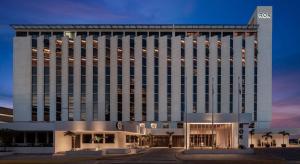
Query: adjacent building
[
  {"left": 1, "top": 6, "right": 278, "bottom": 153},
  {"left": 0, "top": 107, "right": 13, "bottom": 122}
]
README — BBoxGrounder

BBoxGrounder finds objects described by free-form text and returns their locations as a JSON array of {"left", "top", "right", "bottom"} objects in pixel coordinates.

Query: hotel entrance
[{"left": 189, "top": 124, "right": 232, "bottom": 149}]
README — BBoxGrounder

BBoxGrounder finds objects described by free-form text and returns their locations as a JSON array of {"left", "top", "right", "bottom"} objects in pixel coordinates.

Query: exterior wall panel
[
  {"left": 122, "top": 36, "right": 130, "bottom": 121},
  {"left": 61, "top": 37, "right": 69, "bottom": 121},
  {"left": 98, "top": 36, "right": 106, "bottom": 121},
  {"left": 233, "top": 36, "right": 242, "bottom": 114},
  {"left": 134, "top": 36, "right": 143, "bottom": 121},
  {"left": 13, "top": 36, "right": 32, "bottom": 121},
  {"left": 146, "top": 36, "right": 155, "bottom": 121},
  {"left": 171, "top": 36, "right": 181, "bottom": 121},
  {"left": 110, "top": 36, "right": 118, "bottom": 121},
  {"left": 245, "top": 36, "right": 254, "bottom": 117},
  {"left": 221, "top": 36, "right": 230, "bottom": 113},
  {"left": 197, "top": 36, "right": 206, "bottom": 114},
  {"left": 185, "top": 36, "right": 194, "bottom": 114},
  {"left": 37, "top": 36, "right": 44, "bottom": 121},
  {"left": 209, "top": 36, "right": 218, "bottom": 114},
  {"left": 158, "top": 36, "right": 167, "bottom": 121},
  {"left": 73, "top": 37, "right": 81, "bottom": 121},
  {"left": 49, "top": 36, "right": 56, "bottom": 121},
  {"left": 86, "top": 36, "right": 93, "bottom": 121}
]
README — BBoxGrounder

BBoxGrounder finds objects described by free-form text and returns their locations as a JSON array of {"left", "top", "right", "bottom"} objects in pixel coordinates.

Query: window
[
  {"left": 16, "top": 31, "right": 27, "bottom": 36},
  {"left": 163, "top": 123, "right": 169, "bottom": 129},
  {"left": 105, "top": 134, "right": 115, "bottom": 143},
  {"left": 177, "top": 122, "right": 184, "bottom": 129},
  {"left": 126, "top": 135, "right": 138, "bottom": 143},
  {"left": 15, "top": 131, "right": 24, "bottom": 143},
  {"left": 82, "top": 134, "right": 92, "bottom": 143},
  {"left": 37, "top": 132, "right": 47, "bottom": 143},
  {"left": 64, "top": 31, "right": 75, "bottom": 39},
  {"left": 94, "top": 134, "right": 104, "bottom": 143},
  {"left": 26, "top": 132, "right": 35, "bottom": 144},
  {"left": 151, "top": 123, "right": 157, "bottom": 129}
]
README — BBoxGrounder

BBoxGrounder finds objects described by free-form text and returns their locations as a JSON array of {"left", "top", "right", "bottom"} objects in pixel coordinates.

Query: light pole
[
  {"left": 237, "top": 76, "right": 241, "bottom": 148},
  {"left": 211, "top": 77, "right": 214, "bottom": 149},
  {"left": 185, "top": 74, "right": 188, "bottom": 150}
]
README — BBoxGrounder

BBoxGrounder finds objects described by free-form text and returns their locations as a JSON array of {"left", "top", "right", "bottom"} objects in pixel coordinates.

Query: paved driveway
[
  {"left": 1, "top": 148, "right": 299, "bottom": 164},
  {"left": 97, "top": 148, "right": 182, "bottom": 164}
]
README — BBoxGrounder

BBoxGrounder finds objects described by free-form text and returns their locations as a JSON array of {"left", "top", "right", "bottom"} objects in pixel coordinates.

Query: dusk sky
[{"left": 0, "top": 0, "right": 299, "bottom": 128}]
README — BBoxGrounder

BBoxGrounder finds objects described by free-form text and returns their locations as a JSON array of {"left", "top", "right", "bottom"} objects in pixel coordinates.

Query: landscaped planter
[
  {"left": 250, "top": 144, "right": 254, "bottom": 148},
  {"left": 0, "top": 151, "right": 14, "bottom": 157},
  {"left": 65, "top": 150, "right": 103, "bottom": 157}
]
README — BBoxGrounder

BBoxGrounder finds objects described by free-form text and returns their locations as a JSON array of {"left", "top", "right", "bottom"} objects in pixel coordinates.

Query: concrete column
[
  {"left": 245, "top": 36, "right": 255, "bottom": 117},
  {"left": 209, "top": 36, "right": 218, "bottom": 115},
  {"left": 232, "top": 123, "right": 239, "bottom": 148},
  {"left": 197, "top": 36, "right": 206, "bottom": 114},
  {"left": 184, "top": 123, "right": 191, "bottom": 149},
  {"left": 98, "top": 36, "right": 106, "bottom": 121},
  {"left": 13, "top": 36, "right": 32, "bottom": 121},
  {"left": 86, "top": 36, "right": 93, "bottom": 121},
  {"left": 61, "top": 37, "right": 69, "bottom": 121},
  {"left": 221, "top": 36, "right": 230, "bottom": 113},
  {"left": 185, "top": 36, "right": 193, "bottom": 114},
  {"left": 158, "top": 36, "right": 167, "bottom": 121},
  {"left": 255, "top": 6, "right": 272, "bottom": 128},
  {"left": 49, "top": 36, "right": 56, "bottom": 121},
  {"left": 73, "top": 36, "right": 81, "bottom": 121},
  {"left": 37, "top": 36, "right": 44, "bottom": 121},
  {"left": 146, "top": 36, "right": 155, "bottom": 121},
  {"left": 122, "top": 36, "right": 130, "bottom": 121},
  {"left": 233, "top": 36, "right": 242, "bottom": 114},
  {"left": 134, "top": 36, "right": 142, "bottom": 121},
  {"left": 110, "top": 36, "right": 118, "bottom": 121},
  {"left": 171, "top": 36, "right": 181, "bottom": 121}
]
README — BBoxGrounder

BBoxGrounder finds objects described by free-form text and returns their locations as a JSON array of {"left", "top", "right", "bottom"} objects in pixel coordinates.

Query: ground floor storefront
[{"left": 1, "top": 118, "right": 298, "bottom": 153}]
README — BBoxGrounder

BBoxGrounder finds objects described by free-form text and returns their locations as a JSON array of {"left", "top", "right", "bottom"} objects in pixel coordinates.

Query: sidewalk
[{"left": 176, "top": 151, "right": 285, "bottom": 164}]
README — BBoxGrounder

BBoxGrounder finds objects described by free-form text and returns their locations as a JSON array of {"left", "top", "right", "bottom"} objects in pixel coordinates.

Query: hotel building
[{"left": 1, "top": 6, "right": 277, "bottom": 153}]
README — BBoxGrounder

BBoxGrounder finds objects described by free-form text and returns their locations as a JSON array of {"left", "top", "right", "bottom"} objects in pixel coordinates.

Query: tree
[
  {"left": 143, "top": 133, "right": 152, "bottom": 147},
  {"left": 93, "top": 135, "right": 104, "bottom": 151},
  {"left": 0, "top": 128, "right": 15, "bottom": 152},
  {"left": 262, "top": 132, "right": 272, "bottom": 148},
  {"left": 166, "top": 131, "right": 174, "bottom": 148},
  {"left": 64, "top": 131, "right": 76, "bottom": 151},
  {"left": 249, "top": 129, "right": 255, "bottom": 148},
  {"left": 278, "top": 131, "right": 290, "bottom": 147}
]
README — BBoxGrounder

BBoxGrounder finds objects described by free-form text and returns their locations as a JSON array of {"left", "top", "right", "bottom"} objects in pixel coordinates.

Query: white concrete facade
[{"left": 8, "top": 6, "right": 274, "bottom": 152}]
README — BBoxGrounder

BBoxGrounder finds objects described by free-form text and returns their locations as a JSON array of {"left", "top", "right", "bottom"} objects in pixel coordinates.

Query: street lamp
[
  {"left": 185, "top": 74, "right": 188, "bottom": 150},
  {"left": 211, "top": 77, "right": 214, "bottom": 149}
]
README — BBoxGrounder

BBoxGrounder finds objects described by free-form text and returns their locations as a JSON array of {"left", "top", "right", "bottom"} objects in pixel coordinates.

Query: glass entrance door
[
  {"left": 190, "top": 134, "right": 215, "bottom": 147},
  {"left": 189, "top": 124, "right": 232, "bottom": 149}
]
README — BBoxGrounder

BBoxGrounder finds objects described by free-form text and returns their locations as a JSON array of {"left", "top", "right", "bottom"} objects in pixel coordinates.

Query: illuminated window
[{"left": 151, "top": 123, "right": 157, "bottom": 129}]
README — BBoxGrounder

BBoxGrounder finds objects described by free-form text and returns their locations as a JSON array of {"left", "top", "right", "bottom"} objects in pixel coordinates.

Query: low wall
[
  {"left": 184, "top": 149, "right": 254, "bottom": 154},
  {"left": 7, "top": 147, "right": 54, "bottom": 154},
  {"left": 65, "top": 150, "right": 103, "bottom": 157}
]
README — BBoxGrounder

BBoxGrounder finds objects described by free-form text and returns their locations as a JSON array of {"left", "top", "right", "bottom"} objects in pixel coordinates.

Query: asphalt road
[
  {"left": 96, "top": 148, "right": 300, "bottom": 164},
  {"left": 1, "top": 148, "right": 299, "bottom": 164},
  {"left": 97, "top": 148, "right": 182, "bottom": 164}
]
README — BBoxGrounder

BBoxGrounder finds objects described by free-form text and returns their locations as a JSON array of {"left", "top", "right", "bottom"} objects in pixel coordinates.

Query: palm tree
[
  {"left": 143, "top": 133, "right": 152, "bottom": 147},
  {"left": 166, "top": 131, "right": 174, "bottom": 148},
  {"left": 93, "top": 135, "right": 104, "bottom": 151},
  {"left": 64, "top": 131, "right": 76, "bottom": 151},
  {"left": 249, "top": 129, "right": 255, "bottom": 148},
  {"left": 0, "top": 128, "right": 15, "bottom": 152},
  {"left": 278, "top": 131, "right": 290, "bottom": 147},
  {"left": 262, "top": 132, "right": 272, "bottom": 148}
]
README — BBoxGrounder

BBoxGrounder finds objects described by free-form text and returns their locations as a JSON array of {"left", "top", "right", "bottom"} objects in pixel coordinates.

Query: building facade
[{"left": 1, "top": 6, "right": 274, "bottom": 153}]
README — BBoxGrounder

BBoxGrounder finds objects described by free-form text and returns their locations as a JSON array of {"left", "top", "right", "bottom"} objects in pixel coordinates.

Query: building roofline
[{"left": 10, "top": 24, "right": 258, "bottom": 30}]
